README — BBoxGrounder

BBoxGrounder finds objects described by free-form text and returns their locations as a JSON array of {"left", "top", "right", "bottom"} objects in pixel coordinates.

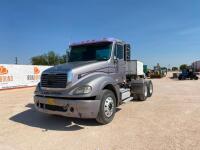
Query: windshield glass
[{"left": 69, "top": 42, "right": 112, "bottom": 62}]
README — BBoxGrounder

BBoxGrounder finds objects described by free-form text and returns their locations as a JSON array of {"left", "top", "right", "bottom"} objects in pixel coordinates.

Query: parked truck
[
  {"left": 150, "top": 64, "right": 167, "bottom": 78},
  {"left": 34, "top": 38, "right": 153, "bottom": 124},
  {"left": 178, "top": 68, "right": 199, "bottom": 80}
]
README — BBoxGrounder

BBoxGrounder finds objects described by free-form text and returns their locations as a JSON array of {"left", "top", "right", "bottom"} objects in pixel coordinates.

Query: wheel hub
[
  {"left": 104, "top": 97, "right": 114, "bottom": 118},
  {"left": 108, "top": 103, "right": 113, "bottom": 110}
]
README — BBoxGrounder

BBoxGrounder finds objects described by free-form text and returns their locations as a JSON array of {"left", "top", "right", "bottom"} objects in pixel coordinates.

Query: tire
[
  {"left": 195, "top": 76, "right": 199, "bottom": 80},
  {"left": 96, "top": 89, "right": 116, "bottom": 125},
  {"left": 138, "top": 82, "right": 148, "bottom": 101},
  {"left": 178, "top": 76, "right": 182, "bottom": 80},
  {"left": 147, "top": 81, "right": 153, "bottom": 97}
]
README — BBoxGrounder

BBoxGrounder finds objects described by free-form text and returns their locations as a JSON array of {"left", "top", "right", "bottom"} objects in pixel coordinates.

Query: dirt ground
[{"left": 0, "top": 73, "right": 200, "bottom": 150}]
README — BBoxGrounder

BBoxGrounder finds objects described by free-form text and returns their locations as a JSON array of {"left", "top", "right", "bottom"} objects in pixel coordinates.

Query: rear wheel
[
  {"left": 147, "top": 81, "right": 153, "bottom": 97},
  {"left": 138, "top": 83, "right": 148, "bottom": 101},
  {"left": 178, "top": 76, "right": 182, "bottom": 80},
  {"left": 96, "top": 89, "right": 116, "bottom": 125}
]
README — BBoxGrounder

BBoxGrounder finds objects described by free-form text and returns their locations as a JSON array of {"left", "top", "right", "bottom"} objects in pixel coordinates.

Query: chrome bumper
[{"left": 34, "top": 96, "right": 100, "bottom": 119}]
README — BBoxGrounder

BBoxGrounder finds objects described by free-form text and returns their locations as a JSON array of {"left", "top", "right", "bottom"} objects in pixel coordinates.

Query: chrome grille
[{"left": 41, "top": 73, "right": 67, "bottom": 88}]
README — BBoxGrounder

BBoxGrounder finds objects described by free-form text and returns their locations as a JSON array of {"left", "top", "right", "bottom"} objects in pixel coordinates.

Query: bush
[
  {"left": 179, "top": 64, "right": 188, "bottom": 71},
  {"left": 31, "top": 51, "right": 67, "bottom": 65}
]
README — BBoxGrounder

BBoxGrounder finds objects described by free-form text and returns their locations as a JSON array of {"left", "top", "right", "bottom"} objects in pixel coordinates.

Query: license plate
[{"left": 47, "top": 98, "right": 56, "bottom": 105}]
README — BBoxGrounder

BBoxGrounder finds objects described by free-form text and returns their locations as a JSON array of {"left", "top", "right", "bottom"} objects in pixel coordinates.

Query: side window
[{"left": 115, "top": 44, "right": 123, "bottom": 59}]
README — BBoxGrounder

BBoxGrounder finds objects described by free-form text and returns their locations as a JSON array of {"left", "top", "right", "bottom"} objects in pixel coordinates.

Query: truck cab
[{"left": 34, "top": 38, "right": 153, "bottom": 124}]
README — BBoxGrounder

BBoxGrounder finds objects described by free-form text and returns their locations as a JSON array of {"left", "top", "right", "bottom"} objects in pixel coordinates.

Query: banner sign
[{"left": 0, "top": 64, "right": 51, "bottom": 90}]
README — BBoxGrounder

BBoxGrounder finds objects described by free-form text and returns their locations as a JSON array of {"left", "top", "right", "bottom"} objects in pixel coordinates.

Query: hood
[{"left": 42, "top": 61, "right": 108, "bottom": 74}]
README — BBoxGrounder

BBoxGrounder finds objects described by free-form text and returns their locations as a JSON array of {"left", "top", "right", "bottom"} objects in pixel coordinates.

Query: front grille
[{"left": 41, "top": 73, "right": 67, "bottom": 88}]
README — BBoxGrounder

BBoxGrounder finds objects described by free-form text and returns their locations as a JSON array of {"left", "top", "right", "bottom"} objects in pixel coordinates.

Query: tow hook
[{"left": 63, "top": 104, "right": 69, "bottom": 111}]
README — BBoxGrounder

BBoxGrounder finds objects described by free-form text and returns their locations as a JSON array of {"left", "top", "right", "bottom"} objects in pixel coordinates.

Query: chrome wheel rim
[{"left": 104, "top": 97, "right": 114, "bottom": 118}]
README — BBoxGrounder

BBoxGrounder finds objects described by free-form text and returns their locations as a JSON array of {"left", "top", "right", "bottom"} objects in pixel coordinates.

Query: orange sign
[
  {"left": 27, "top": 66, "right": 40, "bottom": 81},
  {"left": 34, "top": 67, "right": 40, "bottom": 74},
  {"left": 0, "top": 66, "right": 8, "bottom": 75},
  {"left": 0, "top": 76, "right": 13, "bottom": 82},
  {"left": 0, "top": 66, "right": 13, "bottom": 83}
]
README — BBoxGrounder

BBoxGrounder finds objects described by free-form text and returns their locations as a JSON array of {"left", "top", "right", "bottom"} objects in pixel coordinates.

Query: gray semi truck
[{"left": 34, "top": 38, "right": 153, "bottom": 124}]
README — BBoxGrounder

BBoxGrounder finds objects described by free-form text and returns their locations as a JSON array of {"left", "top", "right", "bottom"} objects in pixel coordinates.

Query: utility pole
[{"left": 15, "top": 57, "right": 18, "bottom": 64}]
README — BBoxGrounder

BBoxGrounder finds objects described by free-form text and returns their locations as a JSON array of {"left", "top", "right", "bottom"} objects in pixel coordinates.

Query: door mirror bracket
[{"left": 113, "top": 56, "right": 118, "bottom": 64}]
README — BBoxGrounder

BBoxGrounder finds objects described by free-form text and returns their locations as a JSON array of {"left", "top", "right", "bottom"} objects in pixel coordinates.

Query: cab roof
[{"left": 70, "top": 38, "right": 125, "bottom": 46}]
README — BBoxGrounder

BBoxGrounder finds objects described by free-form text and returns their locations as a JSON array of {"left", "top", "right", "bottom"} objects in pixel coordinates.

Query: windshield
[{"left": 69, "top": 42, "right": 112, "bottom": 62}]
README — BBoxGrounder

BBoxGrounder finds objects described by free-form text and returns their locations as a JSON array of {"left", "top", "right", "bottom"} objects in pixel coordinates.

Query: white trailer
[{"left": 192, "top": 61, "right": 200, "bottom": 72}]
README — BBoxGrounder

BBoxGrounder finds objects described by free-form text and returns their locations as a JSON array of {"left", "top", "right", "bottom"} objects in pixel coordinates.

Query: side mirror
[{"left": 124, "top": 44, "right": 131, "bottom": 61}]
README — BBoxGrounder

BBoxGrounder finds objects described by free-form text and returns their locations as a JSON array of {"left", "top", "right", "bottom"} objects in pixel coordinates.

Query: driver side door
[{"left": 110, "top": 43, "right": 126, "bottom": 83}]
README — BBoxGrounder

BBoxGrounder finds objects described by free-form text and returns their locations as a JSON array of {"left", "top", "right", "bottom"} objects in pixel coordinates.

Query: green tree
[
  {"left": 179, "top": 64, "right": 188, "bottom": 71},
  {"left": 31, "top": 51, "right": 67, "bottom": 65},
  {"left": 31, "top": 55, "right": 48, "bottom": 65},
  {"left": 59, "top": 54, "right": 67, "bottom": 64}
]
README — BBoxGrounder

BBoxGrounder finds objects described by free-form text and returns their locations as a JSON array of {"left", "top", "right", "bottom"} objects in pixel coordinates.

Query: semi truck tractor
[{"left": 34, "top": 38, "right": 153, "bottom": 124}]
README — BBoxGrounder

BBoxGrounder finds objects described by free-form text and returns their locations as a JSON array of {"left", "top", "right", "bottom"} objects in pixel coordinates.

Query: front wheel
[{"left": 96, "top": 89, "right": 116, "bottom": 125}]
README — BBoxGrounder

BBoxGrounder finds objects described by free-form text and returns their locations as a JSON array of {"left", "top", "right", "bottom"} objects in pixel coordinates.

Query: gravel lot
[{"left": 0, "top": 73, "right": 200, "bottom": 150}]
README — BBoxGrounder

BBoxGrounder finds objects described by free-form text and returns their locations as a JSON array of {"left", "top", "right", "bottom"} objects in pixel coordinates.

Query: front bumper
[{"left": 34, "top": 96, "right": 101, "bottom": 118}]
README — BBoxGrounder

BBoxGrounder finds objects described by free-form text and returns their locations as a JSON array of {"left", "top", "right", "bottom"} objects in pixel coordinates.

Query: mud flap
[{"left": 130, "top": 79, "right": 149, "bottom": 95}]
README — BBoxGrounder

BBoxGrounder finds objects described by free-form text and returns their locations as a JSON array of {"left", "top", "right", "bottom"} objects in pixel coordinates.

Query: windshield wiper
[{"left": 96, "top": 58, "right": 108, "bottom": 61}]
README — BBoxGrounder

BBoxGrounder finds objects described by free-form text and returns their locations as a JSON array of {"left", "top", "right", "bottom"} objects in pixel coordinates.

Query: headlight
[
  {"left": 67, "top": 70, "right": 73, "bottom": 82},
  {"left": 34, "top": 83, "right": 40, "bottom": 94},
  {"left": 73, "top": 85, "right": 92, "bottom": 95}
]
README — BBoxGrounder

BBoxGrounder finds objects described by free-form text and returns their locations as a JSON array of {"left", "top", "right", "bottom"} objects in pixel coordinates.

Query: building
[{"left": 192, "top": 61, "right": 200, "bottom": 72}]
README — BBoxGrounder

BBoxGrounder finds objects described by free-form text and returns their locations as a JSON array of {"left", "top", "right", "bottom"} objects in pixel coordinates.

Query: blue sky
[{"left": 0, "top": 0, "right": 200, "bottom": 68}]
